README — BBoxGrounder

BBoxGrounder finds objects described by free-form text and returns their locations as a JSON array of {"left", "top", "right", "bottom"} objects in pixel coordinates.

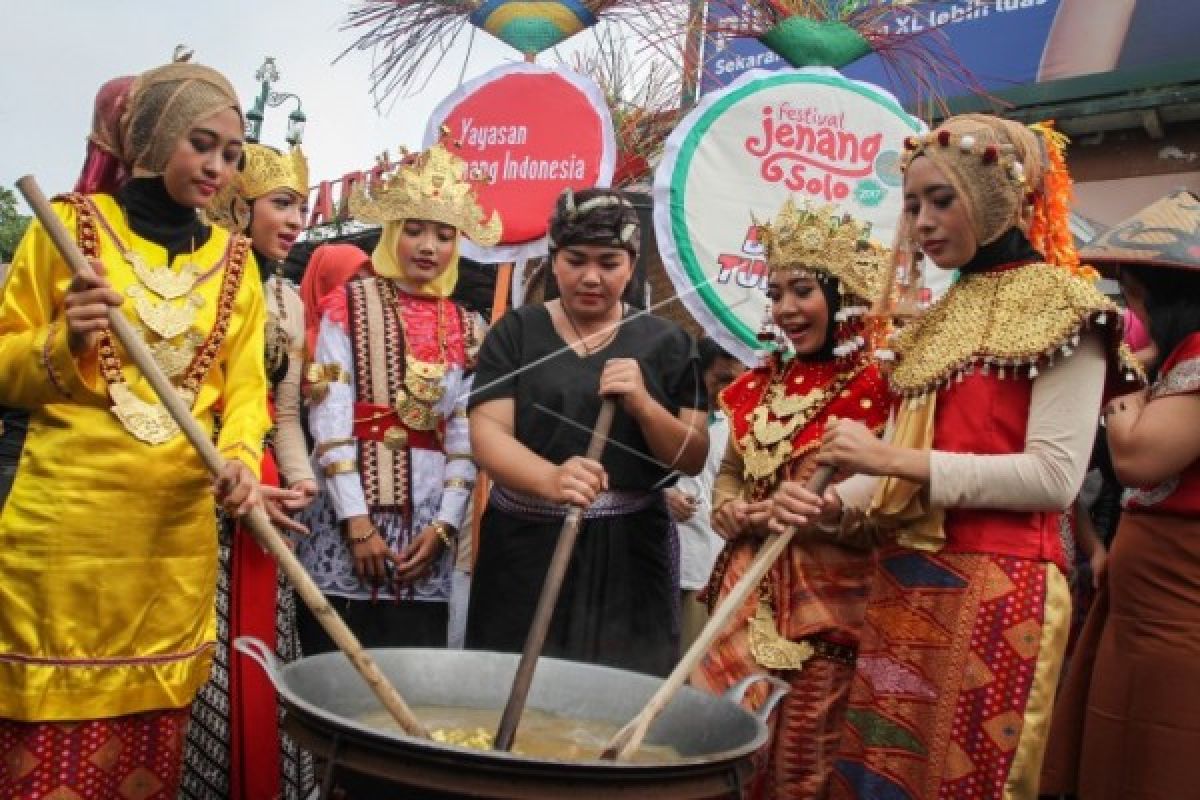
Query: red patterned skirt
[
  {"left": 0, "top": 708, "right": 190, "bottom": 799},
  {"left": 829, "top": 549, "right": 1069, "bottom": 800}
]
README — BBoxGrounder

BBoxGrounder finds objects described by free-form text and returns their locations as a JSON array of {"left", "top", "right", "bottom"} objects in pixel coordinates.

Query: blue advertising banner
[{"left": 701, "top": 0, "right": 1200, "bottom": 102}]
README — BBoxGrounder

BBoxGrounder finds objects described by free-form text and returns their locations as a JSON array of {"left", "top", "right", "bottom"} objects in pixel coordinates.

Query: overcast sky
[{"left": 0, "top": 0, "right": 584, "bottom": 207}]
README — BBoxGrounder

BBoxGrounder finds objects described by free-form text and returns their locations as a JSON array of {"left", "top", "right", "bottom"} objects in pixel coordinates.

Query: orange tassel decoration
[{"left": 1028, "top": 121, "right": 1099, "bottom": 281}]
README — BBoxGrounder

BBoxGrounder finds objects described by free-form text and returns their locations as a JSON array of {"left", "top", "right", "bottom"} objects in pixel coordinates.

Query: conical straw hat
[{"left": 1081, "top": 188, "right": 1200, "bottom": 270}]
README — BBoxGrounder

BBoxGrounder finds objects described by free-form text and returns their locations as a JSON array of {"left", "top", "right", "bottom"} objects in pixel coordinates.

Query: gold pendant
[
  {"left": 768, "top": 385, "right": 827, "bottom": 418},
  {"left": 398, "top": 395, "right": 440, "bottom": 431},
  {"left": 128, "top": 285, "right": 204, "bottom": 340},
  {"left": 147, "top": 330, "right": 202, "bottom": 378},
  {"left": 751, "top": 406, "right": 806, "bottom": 446},
  {"left": 741, "top": 437, "right": 791, "bottom": 481},
  {"left": 404, "top": 355, "right": 447, "bottom": 404},
  {"left": 126, "top": 250, "right": 199, "bottom": 300},
  {"left": 383, "top": 426, "right": 409, "bottom": 450},
  {"left": 108, "top": 382, "right": 194, "bottom": 445},
  {"left": 749, "top": 599, "right": 815, "bottom": 671}
]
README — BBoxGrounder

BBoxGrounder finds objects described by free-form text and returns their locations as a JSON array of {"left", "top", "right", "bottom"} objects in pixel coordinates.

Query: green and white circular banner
[{"left": 654, "top": 67, "right": 923, "bottom": 364}]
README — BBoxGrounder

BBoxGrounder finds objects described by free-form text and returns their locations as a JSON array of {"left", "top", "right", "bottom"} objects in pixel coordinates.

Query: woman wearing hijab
[
  {"left": 767, "top": 115, "right": 1141, "bottom": 799},
  {"left": 181, "top": 143, "right": 316, "bottom": 799},
  {"left": 295, "top": 139, "right": 494, "bottom": 654},
  {"left": 465, "top": 187, "right": 709, "bottom": 678},
  {"left": 0, "top": 58, "right": 268, "bottom": 799}
]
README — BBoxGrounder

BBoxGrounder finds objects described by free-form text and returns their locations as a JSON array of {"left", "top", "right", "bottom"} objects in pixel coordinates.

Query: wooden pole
[
  {"left": 16, "top": 175, "right": 430, "bottom": 739},
  {"left": 493, "top": 399, "right": 617, "bottom": 751},
  {"left": 600, "top": 465, "right": 837, "bottom": 761}
]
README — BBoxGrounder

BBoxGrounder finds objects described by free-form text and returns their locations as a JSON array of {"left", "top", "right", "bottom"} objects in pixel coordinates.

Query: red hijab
[
  {"left": 74, "top": 75, "right": 135, "bottom": 195},
  {"left": 300, "top": 243, "right": 372, "bottom": 356}
]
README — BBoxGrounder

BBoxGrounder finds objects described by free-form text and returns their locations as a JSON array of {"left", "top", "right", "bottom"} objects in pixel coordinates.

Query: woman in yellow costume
[
  {"left": 182, "top": 143, "right": 315, "bottom": 799},
  {"left": 695, "top": 201, "right": 892, "bottom": 799},
  {"left": 0, "top": 58, "right": 269, "bottom": 799}
]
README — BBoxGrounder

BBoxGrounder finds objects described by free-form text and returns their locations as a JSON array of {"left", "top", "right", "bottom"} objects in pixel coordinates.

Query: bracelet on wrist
[
  {"left": 346, "top": 526, "right": 376, "bottom": 544},
  {"left": 430, "top": 521, "right": 455, "bottom": 549}
]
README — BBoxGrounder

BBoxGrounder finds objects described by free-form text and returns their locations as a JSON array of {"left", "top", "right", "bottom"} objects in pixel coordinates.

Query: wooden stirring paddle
[
  {"left": 600, "top": 464, "right": 837, "bottom": 761},
  {"left": 493, "top": 398, "right": 617, "bottom": 752},
  {"left": 18, "top": 175, "right": 430, "bottom": 740}
]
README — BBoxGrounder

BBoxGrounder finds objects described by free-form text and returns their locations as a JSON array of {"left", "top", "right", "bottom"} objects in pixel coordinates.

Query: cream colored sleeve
[
  {"left": 712, "top": 437, "right": 746, "bottom": 511},
  {"left": 929, "top": 332, "right": 1105, "bottom": 511},
  {"left": 272, "top": 282, "right": 316, "bottom": 485},
  {"left": 832, "top": 409, "right": 895, "bottom": 512}
]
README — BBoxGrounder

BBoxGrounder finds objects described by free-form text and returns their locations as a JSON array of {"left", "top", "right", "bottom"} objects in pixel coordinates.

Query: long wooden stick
[
  {"left": 600, "top": 464, "right": 837, "bottom": 761},
  {"left": 17, "top": 175, "right": 429, "bottom": 739},
  {"left": 493, "top": 398, "right": 618, "bottom": 752}
]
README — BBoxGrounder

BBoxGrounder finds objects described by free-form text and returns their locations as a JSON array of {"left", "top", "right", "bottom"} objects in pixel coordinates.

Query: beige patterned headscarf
[
  {"left": 118, "top": 60, "right": 242, "bottom": 177},
  {"left": 906, "top": 113, "right": 1044, "bottom": 246}
]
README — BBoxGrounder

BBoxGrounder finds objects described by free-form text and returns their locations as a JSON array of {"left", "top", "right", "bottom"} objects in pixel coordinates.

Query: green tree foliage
[{"left": 0, "top": 186, "right": 32, "bottom": 264}]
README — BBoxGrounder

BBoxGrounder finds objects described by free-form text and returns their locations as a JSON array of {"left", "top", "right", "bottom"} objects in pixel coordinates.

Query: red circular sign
[{"left": 432, "top": 68, "right": 611, "bottom": 246}]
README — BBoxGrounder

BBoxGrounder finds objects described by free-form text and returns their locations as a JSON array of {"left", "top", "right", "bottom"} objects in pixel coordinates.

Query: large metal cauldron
[{"left": 236, "top": 638, "right": 786, "bottom": 799}]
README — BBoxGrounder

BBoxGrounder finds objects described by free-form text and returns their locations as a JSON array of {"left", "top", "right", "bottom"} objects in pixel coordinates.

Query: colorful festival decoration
[
  {"left": 341, "top": 0, "right": 681, "bottom": 100},
  {"left": 712, "top": 0, "right": 974, "bottom": 112},
  {"left": 654, "top": 67, "right": 923, "bottom": 364},
  {"left": 424, "top": 62, "right": 616, "bottom": 262}
]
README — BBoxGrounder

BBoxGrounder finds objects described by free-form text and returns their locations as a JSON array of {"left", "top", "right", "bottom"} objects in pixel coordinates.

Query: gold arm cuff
[
  {"left": 445, "top": 451, "right": 473, "bottom": 462},
  {"left": 323, "top": 459, "right": 359, "bottom": 478},
  {"left": 451, "top": 408, "right": 468, "bottom": 419},
  {"left": 315, "top": 437, "right": 357, "bottom": 458},
  {"left": 305, "top": 362, "right": 353, "bottom": 403},
  {"left": 443, "top": 478, "right": 474, "bottom": 490},
  {"left": 431, "top": 520, "right": 455, "bottom": 549},
  {"left": 305, "top": 361, "right": 352, "bottom": 384}
]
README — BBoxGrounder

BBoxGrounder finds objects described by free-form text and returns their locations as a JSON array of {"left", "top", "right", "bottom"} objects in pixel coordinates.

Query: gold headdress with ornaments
[
  {"left": 241, "top": 143, "right": 309, "bottom": 200},
  {"left": 758, "top": 199, "right": 891, "bottom": 306},
  {"left": 208, "top": 144, "right": 309, "bottom": 231},
  {"left": 348, "top": 136, "right": 503, "bottom": 246}
]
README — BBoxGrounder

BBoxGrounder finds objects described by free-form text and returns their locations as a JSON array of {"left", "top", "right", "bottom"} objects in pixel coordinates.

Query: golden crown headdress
[
  {"left": 758, "top": 199, "right": 891, "bottom": 305},
  {"left": 207, "top": 144, "right": 309, "bottom": 231},
  {"left": 348, "top": 135, "right": 503, "bottom": 246},
  {"left": 241, "top": 143, "right": 309, "bottom": 200}
]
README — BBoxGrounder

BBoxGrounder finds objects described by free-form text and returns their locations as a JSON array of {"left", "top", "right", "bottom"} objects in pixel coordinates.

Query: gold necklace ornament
[
  {"left": 125, "top": 249, "right": 201, "bottom": 299},
  {"left": 126, "top": 284, "right": 206, "bottom": 340},
  {"left": 739, "top": 362, "right": 864, "bottom": 483},
  {"left": 381, "top": 279, "right": 449, "bottom": 432},
  {"left": 108, "top": 382, "right": 198, "bottom": 446},
  {"left": 748, "top": 598, "right": 815, "bottom": 670},
  {"left": 61, "top": 193, "right": 250, "bottom": 445},
  {"left": 147, "top": 329, "right": 206, "bottom": 378}
]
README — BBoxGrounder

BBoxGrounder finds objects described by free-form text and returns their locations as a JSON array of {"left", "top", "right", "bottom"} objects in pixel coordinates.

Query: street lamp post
[{"left": 246, "top": 56, "right": 307, "bottom": 146}]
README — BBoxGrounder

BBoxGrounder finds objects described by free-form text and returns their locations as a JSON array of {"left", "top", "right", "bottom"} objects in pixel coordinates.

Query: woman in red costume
[
  {"left": 694, "top": 200, "right": 892, "bottom": 799},
  {"left": 770, "top": 114, "right": 1141, "bottom": 799},
  {"left": 181, "top": 143, "right": 319, "bottom": 799},
  {"left": 1041, "top": 189, "right": 1200, "bottom": 799}
]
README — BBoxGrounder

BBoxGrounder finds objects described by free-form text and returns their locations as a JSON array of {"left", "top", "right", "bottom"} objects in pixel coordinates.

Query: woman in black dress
[{"left": 465, "top": 188, "right": 709, "bottom": 677}]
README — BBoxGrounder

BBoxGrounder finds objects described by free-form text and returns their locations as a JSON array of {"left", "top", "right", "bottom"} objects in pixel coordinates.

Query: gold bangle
[
  {"left": 315, "top": 437, "right": 357, "bottom": 458},
  {"left": 443, "top": 478, "right": 473, "bottom": 490},
  {"left": 445, "top": 452, "right": 473, "bottom": 462},
  {"left": 430, "top": 521, "right": 454, "bottom": 549},
  {"left": 323, "top": 459, "right": 358, "bottom": 477},
  {"left": 451, "top": 408, "right": 468, "bottom": 419},
  {"left": 346, "top": 526, "right": 376, "bottom": 544}
]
